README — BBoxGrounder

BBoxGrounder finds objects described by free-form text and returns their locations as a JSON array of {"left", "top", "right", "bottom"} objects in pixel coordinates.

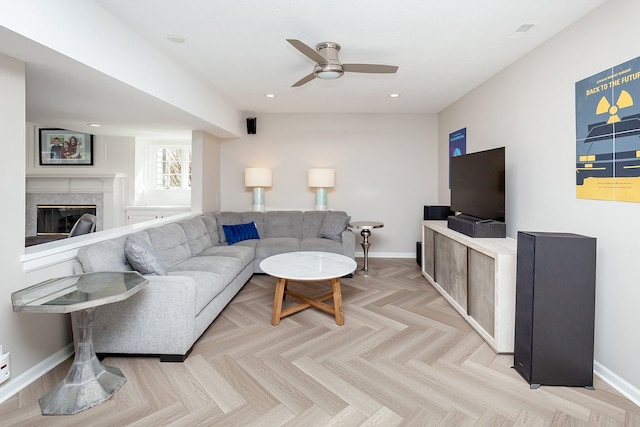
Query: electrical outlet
[{"left": 0, "top": 350, "right": 9, "bottom": 384}]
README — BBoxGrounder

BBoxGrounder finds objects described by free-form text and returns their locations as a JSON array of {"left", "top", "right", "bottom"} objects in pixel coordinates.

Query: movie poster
[
  {"left": 449, "top": 128, "right": 466, "bottom": 188},
  {"left": 575, "top": 56, "right": 640, "bottom": 202}
]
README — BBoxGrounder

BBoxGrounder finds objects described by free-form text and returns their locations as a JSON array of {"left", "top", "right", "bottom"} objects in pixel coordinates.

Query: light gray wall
[
  {"left": 438, "top": 0, "right": 640, "bottom": 400},
  {"left": 220, "top": 113, "right": 439, "bottom": 256}
]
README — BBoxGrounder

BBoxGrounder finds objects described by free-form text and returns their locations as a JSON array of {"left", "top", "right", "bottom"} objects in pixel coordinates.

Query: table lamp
[
  {"left": 245, "top": 168, "right": 272, "bottom": 211},
  {"left": 308, "top": 168, "right": 335, "bottom": 211}
]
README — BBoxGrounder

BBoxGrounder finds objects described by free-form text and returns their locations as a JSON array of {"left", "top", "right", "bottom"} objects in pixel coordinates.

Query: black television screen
[{"left": 450, "top": 147, "right": 505, "bottom": 222}]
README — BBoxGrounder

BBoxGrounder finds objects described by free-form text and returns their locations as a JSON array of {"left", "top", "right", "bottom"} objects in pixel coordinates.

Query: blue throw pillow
[{"left": 223, "top": 221, "right": 260, "bottom": 245}]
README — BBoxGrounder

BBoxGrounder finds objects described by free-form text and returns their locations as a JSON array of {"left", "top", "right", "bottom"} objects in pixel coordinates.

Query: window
[
  {"left": 155, "top": 146, "right": 191, "bottom": 189},
  {"left": 134, "top": 139, "right": 191, "bottom": 206}
]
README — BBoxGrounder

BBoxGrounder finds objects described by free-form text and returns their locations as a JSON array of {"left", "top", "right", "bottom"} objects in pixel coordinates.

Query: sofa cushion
[
  {"left": 302, "top": 211, "right": 326, "bottom": 239},
  {"left": 265, "top": 211, "right": 303, "bottom": 239},
  {"left": 179, "top": 217, "right": 213, "bottom": 255},
  {"left": 167, "top": 271, "right": 225, "bottom": 315},
  {"left": 201, "top": 214, "right": 221, "bottom": 246},
  {"left": 76, "top": 236, "right": 132, "bottom": 273},
  {"left": 300, "top": 237, "right": 345, "bottom": 254},
  {"left": 223, "top": 221, "right": 260, "bottom": 245},
  {"left": 239, "top": 212, "right": 266, "bottom": 237},
  {"left": 319, "top": 211, "right": 351, "bottom": 241},
  {"left": 125, "top": 235, "right": 167, "bottom": 276},
  {"left": 214, "top": 212, "right": 242, "bottom": 243},
  {"left": 255, "top": 237, "right": 300, "bottom": 259},
  {"left": 198, "top": 245, "right": 255, "bottom": 269},
  {"left": 231, "top": 239, "right": 259, "bottom": 251},
  {"left": 170, "top": 255, "right": 242, "bottom": 284},
  {"left": 146, "top": 223, "right": 191, "bottom": 269}
]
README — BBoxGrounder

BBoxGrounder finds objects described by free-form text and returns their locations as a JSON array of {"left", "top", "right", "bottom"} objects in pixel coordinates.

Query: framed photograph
[{"left": 39, "top": 128, "right": 93, "bottom": 166}]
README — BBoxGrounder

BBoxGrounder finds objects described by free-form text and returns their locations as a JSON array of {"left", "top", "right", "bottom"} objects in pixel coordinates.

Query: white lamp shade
[
  {"left": 308, "top": 168, "right": 335, "bottom": 188},
  {"left": 245, "top": 168, "right": 272, "bottom": 187}
]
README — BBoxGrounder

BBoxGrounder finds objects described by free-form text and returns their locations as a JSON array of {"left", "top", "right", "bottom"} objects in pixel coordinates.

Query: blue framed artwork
[{"left": 449, "top": 128, "right": 467, "bottom": 188}]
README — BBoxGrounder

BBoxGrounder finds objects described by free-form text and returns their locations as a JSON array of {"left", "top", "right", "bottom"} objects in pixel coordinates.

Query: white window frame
[
  {"left": 154, "top": 145, "right": 191, "bottom": 189},
  {"left": 134, "top": 139, "right": 192, "bottom": 206}
]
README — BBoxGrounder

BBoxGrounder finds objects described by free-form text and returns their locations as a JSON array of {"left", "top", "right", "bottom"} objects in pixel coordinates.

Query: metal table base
[{"left": 39, "top": 308, "right": 126, "bottom": 415}]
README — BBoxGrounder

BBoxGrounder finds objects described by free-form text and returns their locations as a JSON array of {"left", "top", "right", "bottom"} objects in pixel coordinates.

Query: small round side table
[{"left": 349, "top": 221, "right": 384, "bottom": 276}]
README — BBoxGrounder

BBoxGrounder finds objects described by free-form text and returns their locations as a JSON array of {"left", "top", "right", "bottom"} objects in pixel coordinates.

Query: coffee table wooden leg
[
  {"left": 331, "top": 278, "right": 344, "bottom": 326},
  {"left": 272, "top": 278, "right": 287, "bottom": 326}
]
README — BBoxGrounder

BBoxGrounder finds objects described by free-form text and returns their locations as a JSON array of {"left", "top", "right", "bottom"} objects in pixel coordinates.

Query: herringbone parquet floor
[{"left": 1, "top": 258, "right": 638, "bottom": 426}]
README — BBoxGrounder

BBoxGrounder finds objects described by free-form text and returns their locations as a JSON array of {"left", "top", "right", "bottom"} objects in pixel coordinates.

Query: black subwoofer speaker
[
  {"left": 513, "top": 231, "right": 596, "bottom": 389},
  {"left": 246, "top": 117, "right": 257, "bottom": 134}
]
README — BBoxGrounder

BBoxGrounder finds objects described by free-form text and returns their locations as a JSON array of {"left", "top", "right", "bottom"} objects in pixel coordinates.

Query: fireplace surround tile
[{"left": 26, "top": 193, "right": 103, "bottom": 236}]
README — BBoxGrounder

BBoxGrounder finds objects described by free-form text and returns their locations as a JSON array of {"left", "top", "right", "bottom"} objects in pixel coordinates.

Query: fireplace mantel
[
  {"left": 26, "top": 173, "right": 126, "bottom": 234},
  {"left": 26, "top": 173, "right": 125, "bottom": 193}
]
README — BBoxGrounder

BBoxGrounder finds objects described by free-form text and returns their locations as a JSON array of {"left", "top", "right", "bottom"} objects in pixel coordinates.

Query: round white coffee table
[{"left": 260, "top": 251, "right": 357, "bottom": 326}]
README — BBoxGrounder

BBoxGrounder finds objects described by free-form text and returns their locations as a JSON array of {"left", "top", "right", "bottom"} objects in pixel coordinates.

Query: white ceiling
[{"left": 9, "top": 0, "right": 609, "bottom": 137}]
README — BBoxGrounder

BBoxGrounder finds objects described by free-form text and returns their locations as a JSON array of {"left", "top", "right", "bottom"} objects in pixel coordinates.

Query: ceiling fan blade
[
  {"left": 343, "top": 64, "right": 399, "bottom": 74},
  {"left": 292, "top": 73, "right": 316, "bottom": 87},
  {"left": 287, "top": 39, "right": 325, "bottom": 63}
]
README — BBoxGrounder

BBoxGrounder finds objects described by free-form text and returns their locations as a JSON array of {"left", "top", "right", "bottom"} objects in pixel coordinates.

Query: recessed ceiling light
[
  {"left": 265, "top": 93, "right": 276, "bottom": 98},
  {"left": 515, "top": 24, "right": 535, "bottom": 33},
  {"left": 389, "top": 93, "right": 400, "bottom": 98},
  {"left": 167, "top": 34, "right": 186, "bottom": 44},
  {"left": 508, "top": 24, "right": 535, "bottom": 40},
  {"left": 88, "top": 123, "right": 101, "bottom": 127}
]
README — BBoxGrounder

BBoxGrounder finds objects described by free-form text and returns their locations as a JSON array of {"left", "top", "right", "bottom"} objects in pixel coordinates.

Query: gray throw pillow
[
  {"left": 124, "top": 236, "right": 167, "bottom": 276},
  {"left": 319, "top": 212, "right": 351, "bottom": 241}
]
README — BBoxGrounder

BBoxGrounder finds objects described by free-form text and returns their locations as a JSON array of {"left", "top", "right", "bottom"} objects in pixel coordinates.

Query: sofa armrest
[
  {"left": 341, "top": 228, "right": 356, "bottom": 260},
  {"left": 93, "top": 275, "right": 197, "bottom": 356},
  {"left": 72, "top": 260, "right": 84, "bottom": 275}
]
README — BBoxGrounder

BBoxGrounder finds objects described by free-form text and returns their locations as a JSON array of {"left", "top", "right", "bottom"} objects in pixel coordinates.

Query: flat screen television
[{"left": 450, "top": 146, "right": 505, "bottom": 222}]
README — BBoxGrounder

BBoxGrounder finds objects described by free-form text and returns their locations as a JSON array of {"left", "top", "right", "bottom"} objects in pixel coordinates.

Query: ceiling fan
[{"left": 287, "top": 39, "right": 399, "bottom": 87}]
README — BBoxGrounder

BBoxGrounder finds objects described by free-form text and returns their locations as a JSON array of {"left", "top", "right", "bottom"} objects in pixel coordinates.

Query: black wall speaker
[
  {"left": 423, "top": 205, "right": 453, "bottom": 220},
  {"left": 246, "top": 117, "right": 257, "bottom": 135}
]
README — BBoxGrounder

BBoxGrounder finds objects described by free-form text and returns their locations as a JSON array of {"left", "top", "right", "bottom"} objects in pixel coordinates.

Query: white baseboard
[
  {"left": 356, "top": 252, "right": 415, "bottom": 259},
  {"left": 594, "top": 361, "right": 640, "bottom": 407},
  {"left": 0, "top": 344, "right": 73, "bottom": 406}
]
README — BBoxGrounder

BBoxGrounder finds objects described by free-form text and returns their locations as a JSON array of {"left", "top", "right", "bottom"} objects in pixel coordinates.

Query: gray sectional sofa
[{"left": 73, "top": 210, "right": 354, "bottom": 361}]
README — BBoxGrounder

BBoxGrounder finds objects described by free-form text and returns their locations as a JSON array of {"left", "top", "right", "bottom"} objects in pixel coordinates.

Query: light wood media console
[{"left": 421, "top": 220, "right": 517, "bottom": 353}]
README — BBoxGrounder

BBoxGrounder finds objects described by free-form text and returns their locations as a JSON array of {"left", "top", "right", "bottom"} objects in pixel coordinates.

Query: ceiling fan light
[
  {"left": 316, "top": 70, "right": 342, "bottom": 80},
  {"left": 314, "top": 63, "right": 343, "bottom": 80}
]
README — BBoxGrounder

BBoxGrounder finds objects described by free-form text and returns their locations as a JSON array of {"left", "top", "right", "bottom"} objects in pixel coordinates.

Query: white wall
[
  {"left": 132, "top": 138, "right": 191, "bottom": 207},
  {"left": 25, "top": 124, "right": 135, "bottom": 229},
  {"left": 438, "top": 0, "right": 640, "bottom": 402},
  {"left": 0, "top": 54, "right": 74, "bottom": 398},
  {"left": 25, "top": 125, "right": 135, "bottom": 179},
  {"left": 0, "top": 0, "right": 241, "bottom": 138},
  {"left": 193, "top": 130, "right": 222, "bottom": 213},
  {"left": 220, "top": 113, "right": 439, "bottom": 256}
]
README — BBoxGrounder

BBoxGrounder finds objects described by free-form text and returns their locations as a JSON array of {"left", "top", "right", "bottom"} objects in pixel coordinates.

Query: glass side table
[
  {"left": 12, "top": 271, "right": 148, "bottom": 415},
  {"left": 349, "top": 221, "right": 384, "bottom": 276}
]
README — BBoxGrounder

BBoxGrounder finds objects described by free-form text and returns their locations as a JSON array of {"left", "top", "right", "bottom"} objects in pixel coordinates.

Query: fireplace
[
  {"left": 26, "top": 174, "right": 125, "bottom": 239},
  {"left": 37, "top": 205, "right": 97, "bottom": 236}
]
